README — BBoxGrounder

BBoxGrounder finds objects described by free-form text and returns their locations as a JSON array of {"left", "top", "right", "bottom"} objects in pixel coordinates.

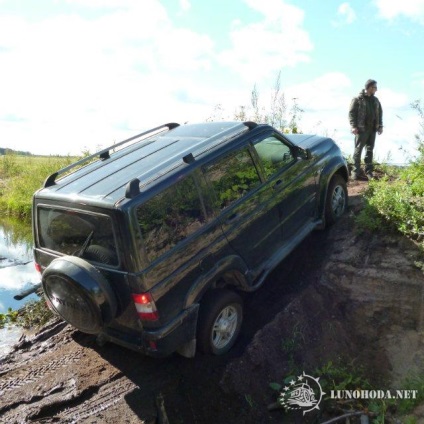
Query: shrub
[{"left": 355, "top": 100, "right": 424, "bottom": 246}]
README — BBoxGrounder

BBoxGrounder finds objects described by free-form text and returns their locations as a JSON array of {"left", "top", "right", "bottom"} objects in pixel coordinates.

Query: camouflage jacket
[{"left": 349, "top": 90, "right": 383, "bottom": 132}]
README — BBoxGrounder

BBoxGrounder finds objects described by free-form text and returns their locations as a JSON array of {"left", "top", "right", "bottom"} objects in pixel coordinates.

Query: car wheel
[
  {"left": 197, "top": 289, "right": 243, "bottom": 355},
  {"left": 325, "top": 174, "right": 348, "bottom": 225},
  {"left": 42, "top": 256, "right": 117, "bottom": 335}
]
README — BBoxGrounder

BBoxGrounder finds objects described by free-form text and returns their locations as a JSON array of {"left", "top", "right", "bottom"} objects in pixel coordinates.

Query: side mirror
[{"left": 298, "top": 148, "right": 312, "bottom": 160}]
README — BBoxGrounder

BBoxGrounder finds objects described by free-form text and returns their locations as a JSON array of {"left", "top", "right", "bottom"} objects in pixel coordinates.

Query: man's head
[{"left": 365, "top": 79, "right": 378, "bottom": 95}]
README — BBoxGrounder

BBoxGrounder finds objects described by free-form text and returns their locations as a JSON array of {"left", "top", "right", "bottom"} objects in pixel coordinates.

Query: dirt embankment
[{"left": 1, "top": 180, "right": 424, "bottom": 423}]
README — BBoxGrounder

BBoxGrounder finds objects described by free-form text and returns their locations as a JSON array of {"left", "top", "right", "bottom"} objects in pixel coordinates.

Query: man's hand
[
  {"left": 378, "top": 127, "right": 383, "bottom": 135},
  {"left": 351, "top": 128, "right": 359, "bottom": 135}
]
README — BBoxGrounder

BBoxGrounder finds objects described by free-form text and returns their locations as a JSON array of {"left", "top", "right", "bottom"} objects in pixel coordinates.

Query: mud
[{"left": 1, "top": 180, "right": 424, "bottom": 423}]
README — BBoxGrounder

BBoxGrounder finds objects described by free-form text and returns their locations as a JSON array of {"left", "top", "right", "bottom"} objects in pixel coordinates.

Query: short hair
[{"left": 365, "top": 79, "right": 377, "bottom": 89}]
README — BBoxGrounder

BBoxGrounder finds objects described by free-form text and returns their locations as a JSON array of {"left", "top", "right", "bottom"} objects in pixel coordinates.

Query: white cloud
[
  {"left": 287, "top": 72, "right": 352, "bottom": 112},
  {"left": 179, "top": 0, "right": 191, "bottom": 12},
  {"left": 0, "top": 263, "right": 39, "bottom": 290},
  {"left": 0, "top": 2, "right": 218, "bottom": 154},
  {"left": 335, "top": 3, "right": 356, "bottom": 25},
  {"left": 374, "top": 0, "right": 424, "bottom": 24},
  {"left": 0, "top": 0, "right": 315, "bottom": 154},
  {"left": 218, "top": 0, "right": 313, "bottom": 82},
  {"left": 378, "top": 88, "right": 409, "bottom": 109}
]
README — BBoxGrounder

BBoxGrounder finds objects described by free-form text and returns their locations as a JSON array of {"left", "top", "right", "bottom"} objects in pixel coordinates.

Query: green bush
[
  {"left": 356, "top": 100, "right": 424, "bottom": 246},
  {"left": 0, "top": 307, "right": 19, "bottom": 328},
  {"left": 0, "top": 300, "right": 53, "bottom": 330},
  {"left": 16, "top": 299, "right": 53, "bottom": 329},
  {"left": 357, "top": 177, "right": 424, "bottom": 242}
]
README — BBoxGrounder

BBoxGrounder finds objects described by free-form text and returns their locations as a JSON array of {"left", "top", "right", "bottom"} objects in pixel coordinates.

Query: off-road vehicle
[{"left": 33, "top": 121, "right": 348, "bottom": 357}]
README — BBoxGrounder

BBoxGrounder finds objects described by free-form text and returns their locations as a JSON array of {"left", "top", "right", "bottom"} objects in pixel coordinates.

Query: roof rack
[
  {"left": 43, "top": 122, "right": 180, "bottom": 188},
  {"left": 124, "top": 120, "right": 257, "bottom": 199}
]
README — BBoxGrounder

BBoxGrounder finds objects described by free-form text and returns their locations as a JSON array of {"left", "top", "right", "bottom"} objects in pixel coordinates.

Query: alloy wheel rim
[
  {"left": 332, "top": 186, "right": 346, "bottom": 217},
  {"left": 211, "top": 305, "right": 239, "bottom": 349}
]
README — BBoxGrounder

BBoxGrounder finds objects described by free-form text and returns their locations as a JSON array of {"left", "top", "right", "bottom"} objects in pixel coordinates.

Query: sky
[{"left": 0, "top": 0, "right": 423, "bottom": 164}]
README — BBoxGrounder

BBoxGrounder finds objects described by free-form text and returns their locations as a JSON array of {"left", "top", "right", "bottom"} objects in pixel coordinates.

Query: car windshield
[{"left": 37, "top": 207, "right": 118, "bottom": 266}]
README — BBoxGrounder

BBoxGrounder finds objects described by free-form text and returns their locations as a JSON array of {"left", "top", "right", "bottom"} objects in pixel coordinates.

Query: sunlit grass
[
  {"left": 355, "top": 101, "right": 424, "bottom": 247},
  {"left": 0, "top": 154, "right": 78, "bottom": 220}
]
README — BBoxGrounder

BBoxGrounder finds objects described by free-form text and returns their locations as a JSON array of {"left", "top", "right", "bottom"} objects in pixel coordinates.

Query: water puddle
[
  {"left": 0, "top": 218, "right": 40, "bottom": 357},
  {"left": 0, "top": 325, "right": 23, "bottom": 358}
]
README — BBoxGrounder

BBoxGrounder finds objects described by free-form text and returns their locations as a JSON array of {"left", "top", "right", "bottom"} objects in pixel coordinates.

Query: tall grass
[
  {"left": 356, "top": 100, "right": 424, "bottom": 246},
  {"left": 0, "top": 154, "right": 76, "bottom": 220}
]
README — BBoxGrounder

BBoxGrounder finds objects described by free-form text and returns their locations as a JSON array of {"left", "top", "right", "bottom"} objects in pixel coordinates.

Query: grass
[
  {"left": 0, "top": 154, "right": 78, "bottom": 220},
  {"left": 0, "top": 307, "right": 19, "bottom": 329},
  {"left": 0, "top": 154, "right": 76, "bottom": 332},
  {"left": 0, "top": 299, "right": 53, "bottom": 329},
  {"left": 269, "top": 360, "right": 424, "bottom": 423},
  {"left": 354, "top": 100, "right": 424, "bottom": 248},
  {"left": 355, "top": 159, "right": 424, "bottom": 247},
  {"left": 353, "top": 100, "right": 424, "bottom": 245},
  {"left": 266, "top": 97, "right": 424, "bottom": 420}
]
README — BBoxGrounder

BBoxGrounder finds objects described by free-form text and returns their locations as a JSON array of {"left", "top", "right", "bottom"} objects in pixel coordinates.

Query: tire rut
[
  {"left": 9, "top": 378, "right": 147, "bottom": 424},
  {"left": 53, "top": 379, "right": 139, "bottom": 423},
  {"left": 0, "top": 349, "right": 84, "bottom": 399}
]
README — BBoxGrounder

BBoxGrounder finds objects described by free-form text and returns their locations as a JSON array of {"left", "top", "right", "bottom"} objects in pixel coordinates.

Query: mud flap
[{"left": 176, "top": 339, "right": 197, "bottom": 358}]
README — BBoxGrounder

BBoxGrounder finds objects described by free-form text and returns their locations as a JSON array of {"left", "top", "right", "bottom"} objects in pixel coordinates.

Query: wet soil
[{"left": 1, "top": 180, "right": 424, "bottom": 423}]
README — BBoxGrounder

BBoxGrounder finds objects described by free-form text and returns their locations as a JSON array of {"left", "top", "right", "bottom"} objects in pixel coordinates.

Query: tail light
[
  {"left": 35, "top": 262, "right": 42, "bottom": 274},
  {"left": 132, "top": 293, "right": 159, "bottom": 321}
]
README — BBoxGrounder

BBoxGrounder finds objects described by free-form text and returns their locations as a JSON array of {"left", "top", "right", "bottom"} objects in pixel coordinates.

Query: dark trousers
[{"left": 353, "top": 130, "right": 376, "bottom": 175}]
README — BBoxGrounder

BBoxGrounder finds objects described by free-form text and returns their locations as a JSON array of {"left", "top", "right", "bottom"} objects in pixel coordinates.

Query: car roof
[{"left": 34, "top": 121, "right": 263, "bottom": 209}]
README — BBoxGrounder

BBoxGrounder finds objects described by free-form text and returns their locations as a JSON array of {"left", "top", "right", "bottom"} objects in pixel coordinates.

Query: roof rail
[
  {"left": 125, "top": 178, "right": 141, "bottom": 199},
  {"left": 43, "top": 122, "right": 180, "bottom": 188},
  {"left": 244, "top": 121, "right": 257, "bottom": 129}
]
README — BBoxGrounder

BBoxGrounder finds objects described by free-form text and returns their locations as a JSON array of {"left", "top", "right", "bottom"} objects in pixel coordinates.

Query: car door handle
[{"left": 227, "top": 212, "right": 238, "bottom": 222}]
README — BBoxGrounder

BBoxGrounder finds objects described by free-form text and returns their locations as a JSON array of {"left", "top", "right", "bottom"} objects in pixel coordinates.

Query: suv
[{"left": 33, "top": 121, "right": 348, "bottom": 358}]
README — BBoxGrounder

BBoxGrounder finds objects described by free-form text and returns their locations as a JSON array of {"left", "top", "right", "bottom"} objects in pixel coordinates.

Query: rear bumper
[{"left": 99, "top": 304, "right": 199, "bottom": 357}]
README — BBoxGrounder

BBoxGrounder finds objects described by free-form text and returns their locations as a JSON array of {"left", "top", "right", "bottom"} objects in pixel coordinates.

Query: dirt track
[{"left": 1, "top": 180, "right": 424, "bottom": 423}]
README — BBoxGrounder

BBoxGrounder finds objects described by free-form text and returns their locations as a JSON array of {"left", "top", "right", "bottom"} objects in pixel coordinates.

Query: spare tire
[
  {"left": 42, "top": 256, "right": 117, "bottom": 335},
  {"left": 82, "top": 245, "right": 117, "bottom": 266}
]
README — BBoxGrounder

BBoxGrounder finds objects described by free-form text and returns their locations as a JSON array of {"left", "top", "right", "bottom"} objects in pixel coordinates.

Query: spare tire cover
[{"left": 42, "top": 255, "right": 117, "bottom": 334}]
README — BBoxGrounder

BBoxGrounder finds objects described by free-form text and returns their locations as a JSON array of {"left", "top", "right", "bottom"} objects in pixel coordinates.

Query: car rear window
[{"left": 37, "top": 207, "right": 118, "bottom": 266}]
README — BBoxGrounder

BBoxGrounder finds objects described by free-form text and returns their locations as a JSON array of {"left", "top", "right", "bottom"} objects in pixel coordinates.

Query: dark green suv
[{"left": 33, "top": 121, "right": 348, "bottom": 357}]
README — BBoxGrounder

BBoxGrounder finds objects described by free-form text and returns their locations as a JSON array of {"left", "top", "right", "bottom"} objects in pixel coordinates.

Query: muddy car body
[{"left": 33, "top": 121, "right": 348, "bottom": 358}]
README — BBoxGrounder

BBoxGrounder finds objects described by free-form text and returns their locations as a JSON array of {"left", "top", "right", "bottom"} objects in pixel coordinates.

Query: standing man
[{"left": 348, "top": 79, "right": 383, "bottom": 180}]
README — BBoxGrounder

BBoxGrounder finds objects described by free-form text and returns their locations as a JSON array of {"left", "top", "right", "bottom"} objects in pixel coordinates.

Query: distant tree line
[{"left": 0, "top": 147, "right": 32, "bottom": 156}]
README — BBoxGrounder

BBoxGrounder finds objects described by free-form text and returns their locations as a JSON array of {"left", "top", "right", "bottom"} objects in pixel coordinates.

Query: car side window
[
  {"left": 136, "top": 174, "right": 208, "bottom": 263},
  {"left": 253, "top": 136, "right": 294, "bottom": 179},
  {"left": 203, "top": 148, "right": 261, "bottom": 211}
]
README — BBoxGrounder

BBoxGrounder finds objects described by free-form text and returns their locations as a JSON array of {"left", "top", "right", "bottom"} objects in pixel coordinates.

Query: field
[{"left": 0, "top": 154, "right": 79, "bottom": 219}]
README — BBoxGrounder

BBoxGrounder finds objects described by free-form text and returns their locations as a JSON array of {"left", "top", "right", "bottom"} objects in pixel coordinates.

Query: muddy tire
[
  {"left": 42, "top": 256, "right": 117, "bottom": 335},
  {"left": 325, "top": 174, "right": 348, "bottom": 226},
  {"left": 197, "top": 289, "right": 243, "bottom": 355}
]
